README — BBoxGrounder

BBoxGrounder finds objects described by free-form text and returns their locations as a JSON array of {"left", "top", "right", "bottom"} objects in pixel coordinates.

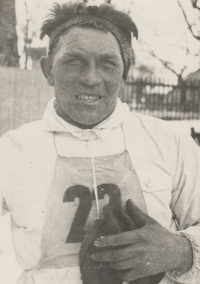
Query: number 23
[{"left": 63, "top": 183, "right": 121, "bottom": 243}]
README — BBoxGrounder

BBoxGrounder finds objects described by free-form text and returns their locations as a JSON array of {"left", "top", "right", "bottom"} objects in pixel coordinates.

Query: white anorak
[{"left": 0, "top": 98, "right": 200, "bottom": 284}]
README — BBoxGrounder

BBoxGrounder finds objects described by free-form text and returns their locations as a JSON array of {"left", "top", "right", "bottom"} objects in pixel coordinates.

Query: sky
[{"left": 15, "top": 0, "right": 200, "bottom": 78}]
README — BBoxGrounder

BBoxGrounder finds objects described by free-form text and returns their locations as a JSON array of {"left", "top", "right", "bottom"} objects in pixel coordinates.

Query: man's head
[{"left": 40, "top": 2, "right": 138, "bottom": 128}]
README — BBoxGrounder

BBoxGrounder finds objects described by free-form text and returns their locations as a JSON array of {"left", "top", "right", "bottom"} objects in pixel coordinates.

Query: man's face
[{"left": 46, "top": 26, "right": 124, "bottom": 127}]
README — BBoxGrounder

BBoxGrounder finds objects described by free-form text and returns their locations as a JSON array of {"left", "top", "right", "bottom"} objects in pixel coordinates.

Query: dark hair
[{"left": 40, "top": 2, "right": 138, "bottom": 80}]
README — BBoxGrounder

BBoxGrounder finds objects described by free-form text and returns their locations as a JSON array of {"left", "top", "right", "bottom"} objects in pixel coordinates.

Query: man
[{"left": 0, "top": 2, "right": 200, "bottom": 284}]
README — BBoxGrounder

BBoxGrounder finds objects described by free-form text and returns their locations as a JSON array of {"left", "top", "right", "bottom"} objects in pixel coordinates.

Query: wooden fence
[{"left": 120, "top": 77, "right": 200, "bottom": 120}]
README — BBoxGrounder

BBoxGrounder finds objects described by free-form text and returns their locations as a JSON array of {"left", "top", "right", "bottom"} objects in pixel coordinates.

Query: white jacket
[{"left": 0, "top": 98, "right": 200, "bottom": 284}]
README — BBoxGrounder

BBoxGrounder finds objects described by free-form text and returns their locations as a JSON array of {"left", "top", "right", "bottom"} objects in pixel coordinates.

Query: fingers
[
  {"left": 126, "top": 199, "right": 154, "bottom": 227},
  {"left": 91, "top": 244, "right": 138, "bottom": 262},
  {"left": 109, "top": 258, "right": 137, "bottom": 270},
  {"left": 93, "top": 229, "right": 142, "bottom": 248}
]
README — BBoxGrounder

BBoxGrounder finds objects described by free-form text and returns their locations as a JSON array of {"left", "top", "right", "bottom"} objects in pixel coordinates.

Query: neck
[
  {"left": 56, "top": 109, "right": 115, "bottom": 129},
  {"left": 57, "top": 110, "right": 111, "bottom": 129}
]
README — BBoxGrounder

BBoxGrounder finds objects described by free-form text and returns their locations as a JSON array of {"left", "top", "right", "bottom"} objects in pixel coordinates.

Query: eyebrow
[
  {"left": 60, "top": 51, "right": 84, "bottom": 59},
  {"left": 62, "top": 50, "right": 121, "bottom": 59},
  {"left": 99, "top": 54, "right": 120, "bottom": 60}
]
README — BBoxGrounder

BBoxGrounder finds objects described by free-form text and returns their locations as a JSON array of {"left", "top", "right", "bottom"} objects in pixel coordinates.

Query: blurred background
[{"left": 0, "top": 0, "right": 200, "bottom": 139}]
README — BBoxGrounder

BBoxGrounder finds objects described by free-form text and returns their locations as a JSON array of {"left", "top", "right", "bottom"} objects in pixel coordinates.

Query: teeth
[{"left": 77, "top": 95, "right": 101, "bottom": 102}]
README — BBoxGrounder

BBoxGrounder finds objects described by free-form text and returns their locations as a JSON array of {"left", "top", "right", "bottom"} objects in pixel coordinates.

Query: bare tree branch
[
  {"left": 191, "top": 0, "right": 200, "bottom": 10},
  {"left": 177, "top": 0, "right": 200, "bottom": 40},
  {"left": 179, "top": 48, "right": 190, "bottom": 76},
  {"left": 147, "top": 50, "right": 181, "bottom": 77}
]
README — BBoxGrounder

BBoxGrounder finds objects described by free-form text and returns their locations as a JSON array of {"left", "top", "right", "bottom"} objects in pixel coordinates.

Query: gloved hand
[
  {"left": 91, "top": 199, "right": 192, "bottom": 283},
  {"left": 79, "top": 198, "right": 165, "bottom": 284}
]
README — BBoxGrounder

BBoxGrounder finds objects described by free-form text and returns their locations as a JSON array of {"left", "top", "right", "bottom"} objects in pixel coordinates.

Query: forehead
[{"left": 55, "top": 26, "right": 122, "bottom": 58}]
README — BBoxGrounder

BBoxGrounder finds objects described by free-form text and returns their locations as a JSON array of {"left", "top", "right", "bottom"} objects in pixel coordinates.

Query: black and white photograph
[{"left": 0, "top": 0, "right": 200, "bottom": 283}]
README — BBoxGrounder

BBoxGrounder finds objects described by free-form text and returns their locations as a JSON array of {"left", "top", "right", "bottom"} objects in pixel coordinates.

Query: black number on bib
[
  {"left": 63, "top": 185, "right": 92, "bottom": 243},
  {"left": 63, "top": 183, "right": 121, "bottom": 243},
  {"left": 93, "top": 183, "right": 121, "bottom": 206}
]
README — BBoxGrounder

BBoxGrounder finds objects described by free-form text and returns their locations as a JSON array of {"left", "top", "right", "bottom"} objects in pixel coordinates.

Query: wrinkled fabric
[{"left": 0, "top": 98, "right": 200, "bottom": 284}]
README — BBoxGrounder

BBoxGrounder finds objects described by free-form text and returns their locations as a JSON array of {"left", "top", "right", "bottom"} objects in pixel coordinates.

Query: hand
[{"left": 91, "top": 199, "right": 193, "bottom": 282}]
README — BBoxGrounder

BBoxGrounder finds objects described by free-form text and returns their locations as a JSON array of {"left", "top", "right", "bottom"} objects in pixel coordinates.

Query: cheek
[
  {"left": 54, "top": 69, "right": 76, "bottom": 94},
  {"left": 54, "top": 68, "right": 68, "bottom": 83},
  {"left": 53, "top": 61, "right": 76, "bottom": 81},
  {"left": 105, "top": 75, "right": 123, "bottom": 95}
]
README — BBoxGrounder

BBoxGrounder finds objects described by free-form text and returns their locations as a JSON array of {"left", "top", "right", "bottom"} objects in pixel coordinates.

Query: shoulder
[
  {"left": 0, "top": 120, "right": 46, "bottom": 149},
  {"left": 125, "top": 112, "right": 180, "bottom": 144},
  {"left": 0, "top": 120, "right": 54, "bottom": 180},
  {"left": 128, "top": 112, "right": 173, "bottom": 131},
  {"left": 127, "top": 112, "right": 197, "bottom": 148},
  {"left": 0, "top": 120, "right": 51, "bottom": 162},
  {"left": 123, "top": 112, "right": 199, "bottom": 173}
]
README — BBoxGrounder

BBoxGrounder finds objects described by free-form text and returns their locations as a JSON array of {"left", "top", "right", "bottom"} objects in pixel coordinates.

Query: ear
[{"left": 40, "top": 56, "right": 54, "bottom": 86}]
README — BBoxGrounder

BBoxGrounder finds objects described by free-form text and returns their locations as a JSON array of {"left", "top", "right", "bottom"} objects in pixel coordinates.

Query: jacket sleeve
[
  {"left": 0, "top": 134, "right": 8, "bottom": 217},
  {"left": 0, "top": 131, "right": 21, "bottom": 216},
  {"left": 166, "top": 132, "right": 200, "bottom": 283}
]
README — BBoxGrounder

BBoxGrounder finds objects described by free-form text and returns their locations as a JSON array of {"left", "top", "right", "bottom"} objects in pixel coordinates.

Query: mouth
[{"left": 76, "top": 95, "right": 102, "bottom": 102}]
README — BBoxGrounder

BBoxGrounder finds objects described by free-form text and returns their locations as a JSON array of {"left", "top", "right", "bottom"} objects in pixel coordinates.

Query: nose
[{"left": 79, "top": 63, "right": 102, "bottom": 86}]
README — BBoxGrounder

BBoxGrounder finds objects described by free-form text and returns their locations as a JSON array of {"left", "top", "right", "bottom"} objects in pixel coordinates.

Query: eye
[
  {"left": 100, "top": 60, "right": 117, "bottom": 70},
  {"left": 60, "top": 57, "right": 84, "bottom": 68},
  {"left": 66, "top": 58, "right": 84, "bottom": 65},
  {"left": 102, "top": 60, "right": 115, "bottom": 66}
]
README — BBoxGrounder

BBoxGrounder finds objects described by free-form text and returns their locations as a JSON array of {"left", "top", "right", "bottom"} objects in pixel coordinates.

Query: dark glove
[
  {"left": 79, "top": 206, "right": 122, "bottom": 284},
  {"left": 79, "top": 199, "right": 164, "bottom": 284}
]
